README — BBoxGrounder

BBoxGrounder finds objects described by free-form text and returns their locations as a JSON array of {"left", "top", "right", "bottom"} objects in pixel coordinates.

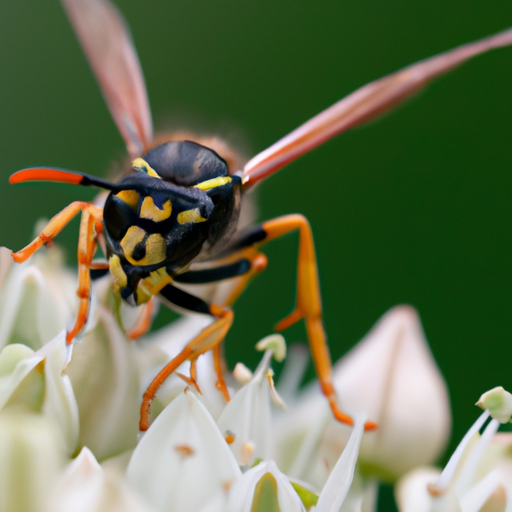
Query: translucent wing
[
  {"left": 61, "top": 0, "right": 153, "bottom": 157},
  {"left": 242, "top": 28, "right": 512, "bottom": 186}
]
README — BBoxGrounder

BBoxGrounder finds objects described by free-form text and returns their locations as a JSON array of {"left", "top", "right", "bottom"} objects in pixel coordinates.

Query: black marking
[
  {"left": 174, "top": 259, "right": 251, "bottom": 284},
  {"left": 90, "top": 268, "right": 110, "bottom": 280},
  {"left": 159, "top": 284, "right": 211, "bottom": 315},
  {"left": 103, "top": 193, "right": 139, "bottom": 241},
  {"left": 220, "top": 225, "right": 267, "bottom": 255},
  {"left": 132, "top": 241, "right": 146, "bottom": 261}
]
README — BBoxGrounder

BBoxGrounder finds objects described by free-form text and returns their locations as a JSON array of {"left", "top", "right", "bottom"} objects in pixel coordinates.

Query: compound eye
[{"left": 132, "top": 157, "right": 161, "bottom": 179}]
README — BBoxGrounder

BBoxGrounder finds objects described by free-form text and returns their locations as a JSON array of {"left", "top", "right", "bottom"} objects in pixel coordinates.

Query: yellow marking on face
[
  {"left": 109, "top": 255, "right": 128, "bottom": 288},
  {"left": 132, "top": 157, "right": 161, "bottom": 179},
  {"left": 121, "top": 226, "right": 146, "bottom": 262},
  {"left": 140, "top": 196, "right": 172, "bottom": 222},
  {"left": 143, "top": 233, "right": 168, "bottom": 265},
  {"left": 116, "top": 189, "right": 140, "bottom": 210},
  {"left": 140, "top": 267, "right": 173, "bottom": 296},
  {"left": 194, "top": 176, "right": 232, "bottom": 191},
  {"left": 121, "top": 226, "right": 167, "bottom": 266},
  {"left": 177, "top": 208, "right": 207, "bottom": 225},
  {"left": 135, "top": 282, "right": 152, "bottom": 305}
]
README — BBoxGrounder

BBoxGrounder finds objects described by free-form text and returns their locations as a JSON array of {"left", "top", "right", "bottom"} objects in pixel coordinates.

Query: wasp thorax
[
  {"left": 102, "top": 140, "right": 241, "bottom": 305},
  {"left": 142, "top": 140, "right": 230, "bottom": 187}
]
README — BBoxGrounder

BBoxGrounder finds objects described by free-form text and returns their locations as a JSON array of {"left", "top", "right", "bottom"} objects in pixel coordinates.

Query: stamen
[
  {"left": 265, "top": 369, "right": 286, "bottom": 409},
  {"left": 455, "top": 417, "right": 500, "bottom": 496},
  {"left": 430, "top": 411, "right": 490, "bottom": 495},
  {"left": 241, "top": 442, "right": 255, "bottom": 466},
  {"left": 255, "top": 333, "right": 286, "bottom": 362}
]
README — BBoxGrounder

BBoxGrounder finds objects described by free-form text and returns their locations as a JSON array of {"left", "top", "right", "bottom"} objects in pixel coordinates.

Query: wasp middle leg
[{"left": 139, "top": 284, "right": 234, "bottom": 431}]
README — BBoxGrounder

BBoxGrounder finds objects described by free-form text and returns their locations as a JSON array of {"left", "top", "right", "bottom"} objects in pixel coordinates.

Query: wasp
[{"left": 8, "top": 0, "right": 512, "bottom": 432}]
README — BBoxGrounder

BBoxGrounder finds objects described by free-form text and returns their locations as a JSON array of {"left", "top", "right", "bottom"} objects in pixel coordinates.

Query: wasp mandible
[{"left": 8, "top": 0, "right": 512, "bottom": 432}]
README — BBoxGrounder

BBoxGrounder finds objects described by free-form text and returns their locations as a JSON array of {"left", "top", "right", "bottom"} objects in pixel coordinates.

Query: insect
[{"left": 7, "top": 0, "right": 512, "bottom": 432}]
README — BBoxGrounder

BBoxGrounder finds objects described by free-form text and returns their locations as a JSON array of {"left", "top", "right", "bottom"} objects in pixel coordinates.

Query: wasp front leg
[
  {"left": 12, "top": 201, "right": 103, "bottom": 345},
  {"left": 66, "top": 207, "right": 103, "bottom": 344},
  {"left": 12, "top": 201, "right": 97, "bottom": 262},
  {"left": 228, "top": 214, "right": 377, "bottom": 431}
]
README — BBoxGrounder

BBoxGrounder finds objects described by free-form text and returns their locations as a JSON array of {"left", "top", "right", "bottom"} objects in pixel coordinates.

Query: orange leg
[
  {"left": 212, "top": 250, "right": 267, "bottom": 401},
  {"left": 12, "top": 201, "right": 99, "bottom": 262},
  {"left": 66, "top": 207, "right": 103, "bottom": 344},
  {"left": 12, "top": 201, "right": 103, "bottom": 345},
  {"left": 224, "top": 249, "right": 268, "bottom": 306},
  {"left": 139, "top": 305, "right": 234, "bottom": 431},
  {"left": 176, "top": 356, "right": 202, "bottom": 394},
  {"left": 258, "top": 214, "right": 377, "bottom": 431},
  {"left": 126, "top": 298, "right": 155, "bottom": 340},
  {"left": 89, "top": 260, "right": 109, "bottom": 270},
  {"left": 213, "top": 342, "right": 230, "bottom": 401}
]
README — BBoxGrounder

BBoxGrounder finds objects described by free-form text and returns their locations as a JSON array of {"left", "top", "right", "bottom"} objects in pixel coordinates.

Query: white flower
[
  {"left": 66, "top": 306, "right": 144, "bottom": 460},
  {"left": 217, "top": 344, "right": 278, "bottom": 466},
  {"left": 55, "top": 447, "right": 154, "bottom": 512},
  {"left": 126, "top": 389, "right": 241, "bottom": 512},
  {"left": 0, "top": 411, "right": 66, "bottom": 512},
  {"left": 396, "top": 387, "right": 512, "bottom": 512},
  {"left": 334, "top": 306, "right": 451, "bottom": 481},
  {"left": 274, "top": 306, "right": 451, "bottom": 487},
  {"left": 0, "top": 335, "right": 79, "bottom": 455},
  {"left": 226, "top": 460, "right": 307, "bottom": 512},
  {"left": 0, "top": 246, "right": 77, "bottom": 351},
  {"left": 0, "top": 247, "right": 452, "bottom": 511}
]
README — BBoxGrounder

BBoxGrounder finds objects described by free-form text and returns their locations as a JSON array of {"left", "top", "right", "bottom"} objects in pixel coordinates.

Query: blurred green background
[{"left": 1, "top": 0, "right": 511, "bottom": 507}]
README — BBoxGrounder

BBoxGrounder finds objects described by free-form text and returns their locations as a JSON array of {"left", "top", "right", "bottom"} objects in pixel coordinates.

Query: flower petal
[
  {"left": 126, "top": 389, "right": 241, "bottom": 512},
  {"left": 314, "top": 415, "right": 365, "bottom": 512},
  {"left": 0, "top": 246, "right": 13, "bottom": 291},
  {"left": 40, "top": 335, "right": 80, "bottom": 455},
  {"left": 331, "top": 305, "right": 451, "bottom": 481},
  {"left": 0, "top": 250, "right": 77, "bottom": 351},
  {"left": 55, "top": 447, "right": 155, "bottom": 512},
  {"left": 395, "top": 467, "right": 441, "bottom": 512},
  {"left": 0, "top": 344, "right": 45, "bottom": 411},
  {"left": 0, "top": 412, "right": 65, "bottom": 512},
  {"left": 226, "top": 460, "right": 306, "bottom": 512},
  {"left": 217, "top": 350, "right": 274, "bottom": 466},
  {"left": 66, "top": 307, "right": 143, "bottom": 460}
]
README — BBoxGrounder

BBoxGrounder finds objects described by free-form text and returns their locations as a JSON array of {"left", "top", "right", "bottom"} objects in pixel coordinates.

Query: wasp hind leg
[
  {"left": 12, "top": 201, "right": 103, "bottom": 346},
  {"left": 228, "top": 214, "right": 377, "bottom": 431}
]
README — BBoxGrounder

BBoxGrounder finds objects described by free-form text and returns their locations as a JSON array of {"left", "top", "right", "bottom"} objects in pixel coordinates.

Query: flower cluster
[{"left": 0, "top": 244, "right": 509, "bottom": 511}]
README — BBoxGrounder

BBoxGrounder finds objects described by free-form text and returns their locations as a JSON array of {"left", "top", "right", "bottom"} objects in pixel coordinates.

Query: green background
[{"left": 1, "top": 0, "right": 511, "bottom": 507}]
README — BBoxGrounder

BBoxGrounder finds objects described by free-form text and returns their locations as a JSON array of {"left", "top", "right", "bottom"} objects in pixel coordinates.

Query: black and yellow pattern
[{"left": 100, "top": 140, "right": 242, "bottom": 307}]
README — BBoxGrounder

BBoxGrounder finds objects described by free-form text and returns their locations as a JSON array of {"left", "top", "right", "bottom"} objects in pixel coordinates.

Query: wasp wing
[
  {"left": 242, "top": 28, "right": 512, "bottom": 187},
  {"left": 61, "top": 0, "right": 153, "bottom": 157}
]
